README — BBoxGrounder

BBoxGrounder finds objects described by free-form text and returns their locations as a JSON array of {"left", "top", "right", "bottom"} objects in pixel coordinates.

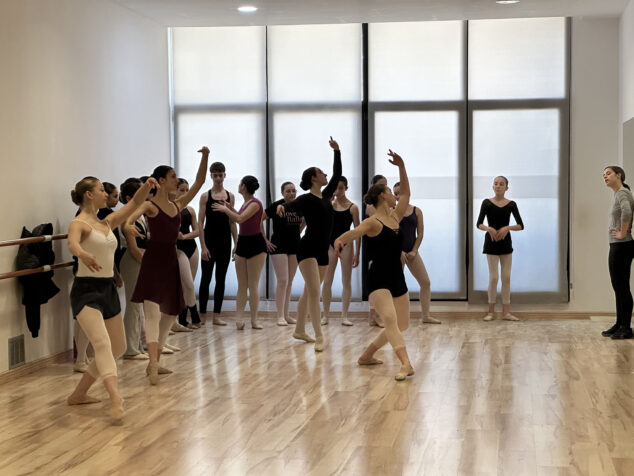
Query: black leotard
[
  {"left": 265, "top": 198, "right": 302, "bottom": 255},
  {"left": 367, "top": 218, "right": 408, "bottom": 298},
  {"left": 330, "top": 203, "right": 353, "bottom": 246},
  {"left": 177, "top": 207, "right": 197, "bottom": 258},
  {"left": 284, "top": 150, "right": 342, "bottom": 266},
  {"left": 476, "top": 199, "right": 524, "bottom": 255}
]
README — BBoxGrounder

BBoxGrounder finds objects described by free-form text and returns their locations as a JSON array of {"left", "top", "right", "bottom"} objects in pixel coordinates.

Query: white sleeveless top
[{"left": 74, "top": 219, "right": 117, "bottom": 278}]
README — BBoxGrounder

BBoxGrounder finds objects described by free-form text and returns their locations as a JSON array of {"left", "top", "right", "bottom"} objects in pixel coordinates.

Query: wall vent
[{"left": 8, "top": 335, "right": 25, "bottom": 369}]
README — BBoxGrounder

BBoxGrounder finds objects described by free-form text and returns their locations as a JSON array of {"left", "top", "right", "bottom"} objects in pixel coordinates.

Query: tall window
[
  {"left": 469, "top": 17, "right": 569, "bottom": 302},
  {"left": 171, "top": 27, "right": 267, "bottom": 296},
  {"left": 369, "top": 21, "right": 466, "bottom": 299},
  {"left": 268, "top": 24, "right": 363, "bottom": 298}
]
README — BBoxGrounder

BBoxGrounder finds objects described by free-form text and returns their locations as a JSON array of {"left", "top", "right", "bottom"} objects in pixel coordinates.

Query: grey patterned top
[{"left": 609, "top": 188, "right": 634, "bottom": 243}]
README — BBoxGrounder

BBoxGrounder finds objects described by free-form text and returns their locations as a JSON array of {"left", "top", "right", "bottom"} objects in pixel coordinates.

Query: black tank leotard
[
  {"left": 176, "top": 207, "right": 197, "bottom": 259},
  {"left": 330, "top": 203, "right": 353, "bottom": 246},
  {"left": 284, "top": 150, "right": 342, "bottom": 266},
  {"left": 367, "top": 217, "right": 408, "bottom": 298}
]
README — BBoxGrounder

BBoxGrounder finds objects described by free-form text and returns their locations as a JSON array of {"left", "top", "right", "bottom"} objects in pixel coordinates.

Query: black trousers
[
  {"left": 608, "top": 241, "right": 634, "bottom": 328},
  {"left": 198, "top": 239, "right": 231, "bottom": 314}
]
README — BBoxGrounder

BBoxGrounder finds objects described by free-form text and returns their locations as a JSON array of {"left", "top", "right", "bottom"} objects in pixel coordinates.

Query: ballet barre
[
  {"left": 0, "top": 233, "right": 73, "bottom": 280},
  {"left": 0, "top": 234, "right": 68, "bottom": 248}
]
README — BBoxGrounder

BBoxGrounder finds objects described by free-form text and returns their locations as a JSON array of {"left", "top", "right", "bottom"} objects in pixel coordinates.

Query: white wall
[
  {"left": 621, "top": 0, "right": 634, "bottom": 125},
  {"left": 0, "top": 0, "right": 169, "bottom": 372}
]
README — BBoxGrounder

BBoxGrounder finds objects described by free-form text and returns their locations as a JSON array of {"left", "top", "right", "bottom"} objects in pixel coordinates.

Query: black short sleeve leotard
[
  {"left": 283, "top": 150, "right": 342, "bottom": 266},
  {"left": 366, "top": 217, "right": 408, "bottom": 298},
  {"left": 476, "top": 199, "right": 524, "bottom": 255},
  {"left": 265, "top": 198, "right": 302, "bottom": 255}
]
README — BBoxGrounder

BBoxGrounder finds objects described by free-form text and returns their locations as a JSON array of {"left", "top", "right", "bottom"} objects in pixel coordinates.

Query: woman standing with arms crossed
[
  {"left": 262, "top": 182, "right": 303, "bottom": 327},
  {"left": 175, "top": 178, "right": 202, "bottom": 329},
  {"left": 67, "top": 175, "right": 157, "bottom": 420},
  {"left": 277, "top": 137, "right": 342, "bottom": 352},
  {"left": 602, "top": 166, "right": 634, "bottom": 339},
  {"left": 213, "top": 176, "right": 267, "bottom": 330},
  {"left": 198, "top": 162, "right": 237, "bottom": 326},
  {"left": 393, "top": 182, "right": 440, "bottom": 324},
  {"left": 321, "top": 176, "right": 360, "bottom": 327},
  {"left": 128, "top": 148, "right": 209, "bottom": 384},
  {"left": 334, "top": 151, "right": 414, "bottom": 381},
  {"left": 476, "top": 176, "right": 524, "bottom": 322}
]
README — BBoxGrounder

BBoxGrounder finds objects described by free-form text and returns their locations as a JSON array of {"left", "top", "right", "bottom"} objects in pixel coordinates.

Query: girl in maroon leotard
[{"left": 126, "top": 147, "right": 209, "bottom": 385}]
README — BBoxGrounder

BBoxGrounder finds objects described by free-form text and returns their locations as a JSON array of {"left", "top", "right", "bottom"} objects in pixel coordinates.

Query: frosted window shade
[
  {"left": 176, "top": 111, "right": 267, "bottom": 296},
  {"left": 369, "top": 21, "right": 464, "bottom": 101},
  {"left": 172, "top": 27, "right": 266, "bottom": 105},
  {"left": 468, "top": 17, "right": 566, "bottom": 100},
  {"left": 374, "top": 111, "right": 462, "bottom": 294},
  {"left": 271, "top": 110, "right": 362, "bottom": 297},
  {"left": 472, "top": 109, "right": 561, "bottom": 293},
  {"left": 267, "top": 24, "right": 363, "bottom": 103}
]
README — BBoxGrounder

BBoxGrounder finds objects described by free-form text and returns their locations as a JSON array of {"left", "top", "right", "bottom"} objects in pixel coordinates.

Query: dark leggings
[
  {"left": 608, "top": 241, "right": 634, "bottom": 328},
  {"left": 199, "top": 241, "right": 231, "bottom": 314}
]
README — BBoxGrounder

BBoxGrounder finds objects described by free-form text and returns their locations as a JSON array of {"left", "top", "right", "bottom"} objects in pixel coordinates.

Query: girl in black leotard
[
  {"left": 365, "top": 175, "right": 387, "bottom": 328},
  {"left": 476, "top": 176, "right": 524, "bottom": 322},
  {"left": 321, "top": 176, "right": 360, "bottom": 327},
  {"left": 335, "top": 151, "right": 415, "bottom": 381},
  {"left": 263, "top": 181, "right": 303, "bottom": 327},
  {"left": 175, "top": 178, "right": 201, "bottom": 329},
  {"left": 277, "top": 137, "right": 342, "bottom": 352},
  {"left": 198, "top": 162, "right": 237, "bottom": 326}
]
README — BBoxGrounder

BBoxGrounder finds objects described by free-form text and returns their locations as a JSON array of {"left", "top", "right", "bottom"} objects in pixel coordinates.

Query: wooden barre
[
  {"left": 0, "top": 234, "right": 68, "bottom": 248},
  {"left": 0, "top": 261, "right": 74, "bottom": 281}
]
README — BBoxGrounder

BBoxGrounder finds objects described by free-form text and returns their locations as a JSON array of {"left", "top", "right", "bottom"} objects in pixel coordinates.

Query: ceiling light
[
  {"left": 496, "top": 0, "right": 520, "bottom": 4},
  {"left": 237, "top": 5, "right": 258, "bottom": 13}
]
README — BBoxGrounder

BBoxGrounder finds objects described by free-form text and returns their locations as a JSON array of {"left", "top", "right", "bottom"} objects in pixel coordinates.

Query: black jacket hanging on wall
[{"left": 16, "top": 223, "right": 60, "bottom": 338}]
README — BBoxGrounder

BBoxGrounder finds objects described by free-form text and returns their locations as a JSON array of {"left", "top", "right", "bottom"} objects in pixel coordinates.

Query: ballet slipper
[
  {"left": 213, "top": 316, "right": 227, "bottom": 326},
  {"left": 321, "top": 316, "right": 329, "bottom": 326},
  {"left": 147, "top": 362, "right": 159, "bottom": 385},
  {"left": 164, "top": 343, "right": 181, "bottom": 352},
  {"left": 73, "top": 361, "right": 89, "bottom": 373},
  {"left": 109, "top": 397, "right": 124, "bottom": 421},
  {"left": 67, "top": 394, "right": 101, "bottom": 405},
  {"left": 483, "top": 313, "right": 495, "bottom": 321},
  {"left": 146, "top": 365, "right": 173, "bottom": 376},
  {"left": 421, "top": 315, "right": 441, "bottom": 324},
  {"left": 285, "top": 316, "right": 297, "bottom": 324},
  {"left": 394, "top": 364, "right": 415, "bottom": 381},
  {"left": 358, "top": 357, "right": 383, "bottom": 365},
  {"left": 236, "top": 321, "right": 245, "bottom": 331},
  {"left": 251, "top": 320, "right": 263, "bottom": 330},
  {"left": 502, "top": 314, "right": 520, "bottom": 321},
  {"left": 292, "top": 332, "right": 315, "bottom": 343},
  {"left": 314, "top": 336, "right": 325, "bottom": 352},
  {"left": 277, "top": 318, "right": 288, "bottom": 326},
  {"left": 342, "top": 318, "right": 353, "bottom": 326}
]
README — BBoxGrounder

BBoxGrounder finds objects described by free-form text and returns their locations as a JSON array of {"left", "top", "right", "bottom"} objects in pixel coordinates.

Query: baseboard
[{"left": 0, "top": 349, "right": 73, "bottom": 385}]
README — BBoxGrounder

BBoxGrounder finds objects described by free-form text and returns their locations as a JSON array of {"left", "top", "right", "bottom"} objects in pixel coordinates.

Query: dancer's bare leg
[
  {"left": 247, "top": 253, "right": 266, "bottom": 329},
  {"left": 321, "top": 246, "right": 338, "bottom": 325},
  {"left": 295, "top": 258, "right": 327, "bottom": 350},
  {"left": 234, "top": 256, "right": 248, "bottom": 329},
  {"left": 272, "top": 254, "right": 290, "bottom": 326},
  {"left": 285, "top": 255, "right": 298, "bottom": 324},
  {"left": 340, "top": 244, "right": 354, "bottom": 326}
]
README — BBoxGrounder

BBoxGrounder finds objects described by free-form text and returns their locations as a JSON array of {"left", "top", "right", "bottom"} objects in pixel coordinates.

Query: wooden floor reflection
[{"left": 1, "top": 316, "right": 633, "bottom": 475}]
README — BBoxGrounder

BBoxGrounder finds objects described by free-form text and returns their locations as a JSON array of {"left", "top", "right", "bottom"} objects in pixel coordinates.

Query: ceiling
[{"left": 110, "top": 0, "right": 629, "bottom": 27}]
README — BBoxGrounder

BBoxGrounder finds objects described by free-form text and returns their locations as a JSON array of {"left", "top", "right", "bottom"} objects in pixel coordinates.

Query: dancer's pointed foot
[
  {"left": 236, "top": 321, "right": 245, "bottom": 330},
  {"left": 277, "top": 318, "right": 288, "bottom": 326},
  {"left": 395, "top": 364, "right": 415, "bottom": 381},
  {"left": 358, "top": 357, "right": 383, "bottom": 365},
  {"left": 292, "top": 332, "right": 315, "bottom": 343},
  {"left": 422, "top": 315, "right": 441, "bottom": 324},
  {"left": 285, "top": 316, "right": 297, "bottom": 324},
  {"left": 67, "top": 394, "right": 101, "bottom": 405},
  {"left": 314, "top": 336, "right": 325, "bottom": 352}
]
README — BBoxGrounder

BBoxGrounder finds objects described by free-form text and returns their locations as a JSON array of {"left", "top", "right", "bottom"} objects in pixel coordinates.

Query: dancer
[
  {"left": 67, "top": 175, "right": 157, "bottom": 420},
  {"left": 334, "top": 150, "right": 414, "bottom": 381},
  {"left": 602, "top": 166, "right": 634, "bottom": 339},
  {"left": 263, "top": 181, "right": 303, "bottom": 326},
  {"left": 277, "top": 137, "right": 342, "bottom": 352},
  {"left": 212, "top": 176, "right": 267, "bottom": 329},
  {"left": 128, "top": 147, "right": 209, "bottom": 384},
  {"left": 476, "top": 176, "right": 524, "bottom": 321},
  {"left": 365, "top": 174, "right": 387, "bottom": 327},
  {"left": 175, "top": 178, "right": 201, "bottom": 329},
  {"left": 321, "top": 176, "right": 360, "bottom": 326},
  {"left": 393, "top": 182, "right": 440, "bottom": 324},
  {"left": 198, "top": 162, "right": 237, "bottom": 326},
  {"left": 118, "top": 178, "right": 149, "bottom": 360}
]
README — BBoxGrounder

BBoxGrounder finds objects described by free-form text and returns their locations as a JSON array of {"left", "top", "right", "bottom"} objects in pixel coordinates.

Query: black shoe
[
  {"left": 189, "top": 305, "right": 201, "bottom": 325},
  {"left": 178, "top": 308, "right": 188, "bottom": 327},
  {"left": 611, "top": 327, "right": 633, "bottom": 340},
  {"left": 602, "top": 323, "right": 620, "bottom": 337}
]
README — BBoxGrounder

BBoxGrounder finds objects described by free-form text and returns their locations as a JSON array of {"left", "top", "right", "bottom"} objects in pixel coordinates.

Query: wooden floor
[{"left": 1, "top": 315, "right": 634, "bottom": 476}]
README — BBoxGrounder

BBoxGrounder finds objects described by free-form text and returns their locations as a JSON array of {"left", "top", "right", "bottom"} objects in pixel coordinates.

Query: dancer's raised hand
[
  {"left": 387, "top": 149, "right": 404, "bottom": 167},
  {"left": 329, "top": 136, "right": 340, "bottom": 151}
]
